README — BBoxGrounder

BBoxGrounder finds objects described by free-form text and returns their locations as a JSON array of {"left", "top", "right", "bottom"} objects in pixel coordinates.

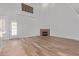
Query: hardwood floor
[{"left": 0, "top": 36, "right": 79, "bottom": 56}]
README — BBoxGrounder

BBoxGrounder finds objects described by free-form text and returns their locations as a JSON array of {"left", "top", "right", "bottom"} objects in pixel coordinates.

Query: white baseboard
[
  {"left": 2, "top": 34, "right": 79, "bottom": 41},
  {"left": 52, "top": 34, "right": 79, "bottom": 41}
]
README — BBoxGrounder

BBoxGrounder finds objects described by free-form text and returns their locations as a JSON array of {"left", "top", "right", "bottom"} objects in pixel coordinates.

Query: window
[
  {"left": 0, "top": 16, "right": 6, "bottom": 38},
  {"left": 22, "top": 3, "right": 33, "bottom": 13},
  {"left": 11, "top": 22, "right": 17, "bottom": 36}
]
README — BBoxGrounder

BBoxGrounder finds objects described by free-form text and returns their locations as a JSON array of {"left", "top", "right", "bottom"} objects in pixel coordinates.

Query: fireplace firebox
[{"left": 40, "top": 29, "right": 50, "bottom": 36}]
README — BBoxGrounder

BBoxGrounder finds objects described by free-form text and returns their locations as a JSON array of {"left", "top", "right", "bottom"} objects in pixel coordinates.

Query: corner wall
[{"left": 38, "top": 4, "right": 79, "bottom": 41}]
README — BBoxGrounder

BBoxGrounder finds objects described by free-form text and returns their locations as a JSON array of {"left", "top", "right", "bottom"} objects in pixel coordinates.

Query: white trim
[{"left": 52, "top": 34, "right": 79, "bottom": 41}]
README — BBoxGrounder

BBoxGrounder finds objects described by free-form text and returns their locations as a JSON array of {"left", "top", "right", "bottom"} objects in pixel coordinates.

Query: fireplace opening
[
  {"left": 40, "top": 29, "right": 50, "bottom": 36},
  {"left": 42, "top": 32, "right": 48, "bottom": 36}
]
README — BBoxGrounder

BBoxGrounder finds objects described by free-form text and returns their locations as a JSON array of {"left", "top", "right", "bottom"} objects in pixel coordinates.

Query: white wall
[
  {"left": 0, "top": 3, "right": 79, "bottom": 41},
  {"left": 38, "top": 3, "right": 79, "bottom": 40},
  {"left": 0, "top": 3, "right": 39, "bottom": 39}
]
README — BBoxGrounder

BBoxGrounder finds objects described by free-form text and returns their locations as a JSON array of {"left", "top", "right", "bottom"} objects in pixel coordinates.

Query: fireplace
[{"left": 40, "top": 29, "right": 50, "bottom": 36}]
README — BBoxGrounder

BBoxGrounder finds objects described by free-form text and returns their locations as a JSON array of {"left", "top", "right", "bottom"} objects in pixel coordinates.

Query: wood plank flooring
[{"left": 0, "top": 36, "right": 79, "bottom": 56}]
